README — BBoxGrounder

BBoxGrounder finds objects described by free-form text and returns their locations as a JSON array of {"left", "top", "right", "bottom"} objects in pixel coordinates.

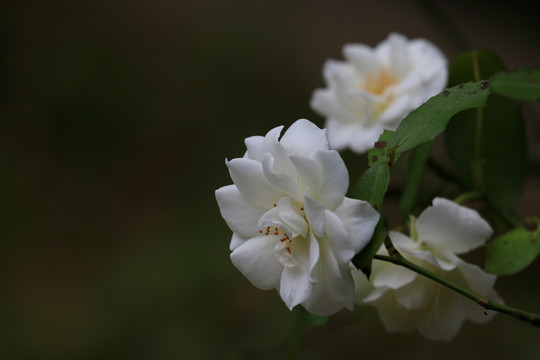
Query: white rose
[
  {"left": 353, "top": 198, "right": 502, "bottom": 341},
  {"left": 216, "top": 119, "right": 380, "bottom": 316},
  {"left": 311, "top": 32, "right": 447, "bottom": 153}
]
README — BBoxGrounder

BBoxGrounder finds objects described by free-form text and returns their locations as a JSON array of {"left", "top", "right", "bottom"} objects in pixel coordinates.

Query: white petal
[
  {"left": 230, "top": 235, "right": 283, "bottom": 290},
  {"left": 314, "top": 150, "right": 348, "bottom": 210},
  {"left": 325, "top": 119, "right": 359, "bottom": 151},
  {"left": 280, "top": 119, "right": 329, "bottom": 157},
  {"left": 226, "top": 158, "right": 284, "bottom": 209},
  {"left": 418, "top": 286, "right": 465, "bottom": 341},
  {"left": 416, "top": 198, "right": 493, "bottom": 254},
  {"left": 304, "top": 195, "right": 325, "bottom": 237},
  {"left": 215, "top": 185, "right": 266, "bottom": 238},
  {"left": 348, "top": 124, "right": 385, "bottom": 154},
  {"left": 244, "top": 135, "right": 264, "bottom": 161},
  {"left": 343, "top": 44, "right": 380, "bottom": 75},
  {"left": 333, "top": 197, "right": 380, "bottom": 254},
  {"left": 387, "top": 33, "right": 410, "bottom": 77},
  {"left": 230, "top": 232, "right": 248, "bottom": 251},
  {"left": 310, "top": 90, "right": 355, "bottom": 123},
  {"left": 290, "top": 154, "right": 323, "bottom": 199},
  {"left": 351, "top": 264, "right": 373, "bottom": 300},
  {"left": 361, "top": 286, "right": 387, "bottom": 303},
  {"left": 303, "top": 236, "right": 355, "bottom": 315},
  {"left": 322, "top": 209, "right": 350, "bottom": 263},
  {"left": 378, "top": 93, "right": 413, "bottom": 125},
  {"left": 372, "top": 291, "right": 420, "bottom": 333},
  {"left": 371, "top": 260, "right": 417, "bottom": 290},
  {"left": 262, "top": 154, "right": 301, "bottom": 201},
  {"left": 261, "top": 126, "right": 296, "bottom": 175},
  {"left": 323, "top": 60, "right": 358, "bottom": 88},
  {"left": 279, "top": 233, "right": 313, "bottom": 309},
  {"left": 392, "top": 271, "right": 435, "bottom": 310},
  {"left": 388, "top": 231, "right": 418, "bottom": 252},
  {"left": 456, "top": 260, "right": 497, "bottom": 296},
  {"left": 390, "top": 231, "right": 459, "bottom": 271}
]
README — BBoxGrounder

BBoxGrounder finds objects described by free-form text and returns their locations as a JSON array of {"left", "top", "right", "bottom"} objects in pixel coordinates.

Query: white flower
[
  {"left": 310, "top": 32, "right": 447, "bottom": 153},
  {"left": 353, "top": 198, "right": 501, "bottom": 341},
  {"left": 216, "top": 119, "right": 380, "bottom": 316}
]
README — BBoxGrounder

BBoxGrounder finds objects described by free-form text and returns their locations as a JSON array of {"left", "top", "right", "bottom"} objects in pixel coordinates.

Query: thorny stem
[{"left": 377, "top": 241, "right": 540, "bottom": 328}]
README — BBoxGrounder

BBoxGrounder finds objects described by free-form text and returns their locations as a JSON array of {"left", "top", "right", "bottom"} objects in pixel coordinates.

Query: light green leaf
[
  {"left": 351, "top": 217, "right": 388, "bottom": 279},
  {"left": 492, "top": 69, "right": 540, "bottom": 101},
  {"left": 367, "top": 130, "right": 397, "bottom": 167},
  {"left": 351, "top": 162, "right": 390, "bottom": 210},
  {"left": 485, "top": 219, "right": 540, "bottom": 275},
  {"left": 390, "top": 81, "right": 491, "bottom": 155}
]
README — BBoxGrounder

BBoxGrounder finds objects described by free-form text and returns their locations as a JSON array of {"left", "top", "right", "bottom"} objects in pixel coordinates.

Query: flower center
[
  {"left": 257, "top": 199, "right": 308, "bottom": 268},
  {"left": 363, "top": 69, "right": 397, "bottom": 96}
]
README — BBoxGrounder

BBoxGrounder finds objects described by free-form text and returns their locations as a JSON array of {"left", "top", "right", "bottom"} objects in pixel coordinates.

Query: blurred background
[{"left": 1, "top": 0, "right": 540, "bottom": 359}]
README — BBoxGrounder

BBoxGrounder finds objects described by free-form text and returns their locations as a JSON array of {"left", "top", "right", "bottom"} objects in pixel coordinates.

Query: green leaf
[
  {"left": 390, "top": 81, "right": 491, "bottom": 155},
  {"left": 367, "top": 130, "right": 397, "bottom": 167},
  {"left": 286, "top": 306, "right": 328, "bottom": 359},
  {"left": 351, "top": 162, "right": 390, "bottom": 210},
  {"left": 445, "top": 50, "right": 527, "bottom": 212},
  {"left": 351, "top": 217, "right": 388, "bottom": 279},
  {"left": 485, "top": 219, "right": 540, "bottom": 275},
  {"left": 492, "top": 69, "right": 540, "bottom": 101},
  {"left": 399, "top": 140, "right": 433, "bottom": 220}
]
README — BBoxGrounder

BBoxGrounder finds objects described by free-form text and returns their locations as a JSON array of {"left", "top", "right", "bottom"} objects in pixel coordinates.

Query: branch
[{"left": 373, "top": 252, "right": 540, "bottom": 328}]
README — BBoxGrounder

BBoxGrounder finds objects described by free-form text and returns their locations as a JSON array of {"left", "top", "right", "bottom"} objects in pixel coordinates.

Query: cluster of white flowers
[
  {"left": 216, "top": 33, "right": 501, "bottom": 341},
  {"left": 352, "top": 198, "right": 501, "bottom": 341},
  {"left": 310, "top": 32, "right": 447, "bottom": 153}
]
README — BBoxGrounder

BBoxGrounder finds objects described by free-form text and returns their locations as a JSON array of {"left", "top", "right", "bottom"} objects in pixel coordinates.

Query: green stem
[
  {"left": 453, "top": 191, "right": 484, "bottom": 205},
  {"left": 373, "top": 253, "right": 540, "bottom": 328}
]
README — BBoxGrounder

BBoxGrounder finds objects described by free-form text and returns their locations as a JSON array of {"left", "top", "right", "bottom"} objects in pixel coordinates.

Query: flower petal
[
  {"left": 325, "top": 119, "right": 359, "bottom": 151},
  {"left": 244, "top": 135, "right": 264, "bottom": 161},
  {"left": 215, "top": 185, "right": 266, "bottom": 238},
  {"left": 392, "top": 270, "right": 435, "bottom": 310},
  {"left": 262, "top": 154, "right": 301, "bottom": 201},
  {"left": 304, "top": 195, "right": 325, "bottom": 237},
  {"left": 418, "top": 286, "right": 465, "bottom": 341},
  {"left": 279, "top": 119, "right": 329, "bottom": 157},
  {"left": 387, "top": 33, "right": 410, "bottom": 78},
  {"left": 226, "top": 158, "right": 283, "bottom": 209},
  {"left": 416, "top": 198, "right": 493, "bottom": 254},
  {"left": 230, "top": 232, "right": 248, "bottom": 251},
  {"left": 371, "top": 260, "right": 417, "bottom": 290},
  {"left": 314, "top": 150, "right": 349, "bottom": 210},
  {"left": 371, "top": 291, "right": 420, "bottom": 333},
  {"left": 303, "top": 235, "right": 356, "bottom": 315},
  {"left": 343, "top": 44, "right": 380, "bottom": 75},
  {"left": 279, "top": 233, "right": 313, "bottom": 309},
  {"left": 290, "top": 154, "right": 323, "bottom": 199},
  {"left": 334, "top": 197, "right": 380, "bottom": 254},
  {"left": 456, "top": 260, "right": 497, "bottom": 296},
  {"left": 230, "top": 235, "right": 283, "bottom": 290}
]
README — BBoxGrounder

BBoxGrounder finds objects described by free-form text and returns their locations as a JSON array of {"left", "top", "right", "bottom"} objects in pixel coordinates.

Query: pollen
[{"left": 363, "top": 69, "right": 397, "bottom": 96}]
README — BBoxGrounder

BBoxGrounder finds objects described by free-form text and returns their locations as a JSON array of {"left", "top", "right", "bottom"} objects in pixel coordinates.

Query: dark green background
[{"left": 1, "top": 1, "right": 539, "bottom": 359}]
